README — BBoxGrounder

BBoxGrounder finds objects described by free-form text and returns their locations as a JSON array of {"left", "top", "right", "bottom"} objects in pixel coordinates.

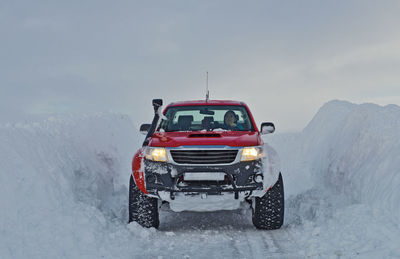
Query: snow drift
[
  {"left": 307, "top": 101, "right": 400, "bottom": 220},
  {"left": 265, "top": 100, "right": 400, "bottom": 257},
  {"left": 268, "top": 100, "right": 400, "bottom": 220},
  {"left": 0, "top": 114, "right": 143, "bottom": 258}
]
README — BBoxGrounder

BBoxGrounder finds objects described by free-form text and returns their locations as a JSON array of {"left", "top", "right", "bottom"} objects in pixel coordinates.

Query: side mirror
[
  {"left": 260, "top": 122, "right": 275, "bottom": 134},
  {"left": 140, "top": 124, "right": 151, "bottom": 135}
]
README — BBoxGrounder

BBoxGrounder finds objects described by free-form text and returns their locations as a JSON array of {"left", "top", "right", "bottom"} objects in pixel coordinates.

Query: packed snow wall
[
  {"left": 0, "top": 114, "right": 142, "bottom": 258},
  {"left": 269, "top": 100, "right": 400, "bottom": 221}
]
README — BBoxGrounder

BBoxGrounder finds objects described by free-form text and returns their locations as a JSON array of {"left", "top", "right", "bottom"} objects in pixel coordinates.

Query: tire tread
[
  {"left": 252, "top": 173, "right": 284, "bottom": 230},
  {"left": 128, "top": 175, "right": 159, "bottom": 228}
]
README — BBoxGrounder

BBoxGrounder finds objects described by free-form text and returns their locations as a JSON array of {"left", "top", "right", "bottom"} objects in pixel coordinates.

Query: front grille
[{"left": 170, "top": 149, "right": 238, "bottom": 164}]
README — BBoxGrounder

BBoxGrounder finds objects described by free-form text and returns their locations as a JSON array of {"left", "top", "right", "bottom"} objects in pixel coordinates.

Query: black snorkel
[{"left": 142, "top": 99, "right": 163, "bottom": 147}]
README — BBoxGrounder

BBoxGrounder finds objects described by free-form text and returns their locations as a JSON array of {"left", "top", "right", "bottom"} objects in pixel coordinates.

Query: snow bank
[
  {"left": 0, "top": 114, "right": 144, "bottom": 258},
  {"left": 261, "top": 100, "right": 400, "bottom": 257},
  {"left": 268, "top": 100, "right": 400, "bottom": 220}
]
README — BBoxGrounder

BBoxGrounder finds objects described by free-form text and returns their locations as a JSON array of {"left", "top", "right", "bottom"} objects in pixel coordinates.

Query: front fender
[
  {"left": 253, "top": 143, "right": 281, "bottom": 197},
  {"left": 131, "top": 147, "right": 148, "bottom": 194}
]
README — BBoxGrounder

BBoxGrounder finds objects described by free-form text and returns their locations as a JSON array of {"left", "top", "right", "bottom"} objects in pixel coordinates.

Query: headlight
[
  {"left": 145, "top": 147, "right": 168, "bottom": 162},
  {"left": 241, "top": 146, "right": 264, "bottom": 161}
]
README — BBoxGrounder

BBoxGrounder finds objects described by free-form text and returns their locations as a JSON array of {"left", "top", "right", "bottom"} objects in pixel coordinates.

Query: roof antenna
[{"left": 205, "top": 71, "right": 209, "bottom": 102}]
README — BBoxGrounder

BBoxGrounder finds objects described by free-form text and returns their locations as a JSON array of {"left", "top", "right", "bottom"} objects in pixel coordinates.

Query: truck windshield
[{"left": 159, "top": 105, "right": 255, "bottom": 132}]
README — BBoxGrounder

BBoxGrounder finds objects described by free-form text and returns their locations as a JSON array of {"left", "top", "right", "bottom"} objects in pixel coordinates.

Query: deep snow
[{"left": 1, "top": 101, "right": 400, "bottom": 258}]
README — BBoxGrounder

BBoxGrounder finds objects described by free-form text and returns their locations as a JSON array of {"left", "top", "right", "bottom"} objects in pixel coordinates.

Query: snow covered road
[
  {"left": 1, "top": 101, "right": 400, "bottom": 258},
  {"left": 145, "top": 187, "right": 400, "bottom": 258}
]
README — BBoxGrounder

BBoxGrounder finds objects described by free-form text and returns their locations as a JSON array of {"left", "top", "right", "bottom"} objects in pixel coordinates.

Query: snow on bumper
[
  {"left": 143, "top": 145, "right": 280, "bottom": 196},
  {"left": 158, "top": 191, "right": 244, "bottom": 212},
  {"left": 144, "top": 159, "right": 263, "bottom": 195}
]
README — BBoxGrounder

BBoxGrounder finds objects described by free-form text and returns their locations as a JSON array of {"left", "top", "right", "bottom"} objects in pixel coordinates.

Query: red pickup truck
[{"left": 129, "top": 99, "right": 284, "bottom": 229}]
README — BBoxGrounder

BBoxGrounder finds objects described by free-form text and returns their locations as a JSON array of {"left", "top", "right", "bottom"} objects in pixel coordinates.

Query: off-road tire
[
  {"left": 252, "top": 173, "right": 284, "bottom": 230},
  {"left": 128, "top": 175, "right": 159, "bottom": 228}
]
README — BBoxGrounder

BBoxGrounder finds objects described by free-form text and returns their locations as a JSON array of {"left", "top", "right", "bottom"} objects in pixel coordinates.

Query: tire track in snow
[
  {"left": 243, "top": 231, "right": 266, "bottom": 258},
  {"left": 154, "top": 205, "right": 306, "bottom": 258},
  {"left": 263, "top": 229, "right": 301, "bottom": 258}
]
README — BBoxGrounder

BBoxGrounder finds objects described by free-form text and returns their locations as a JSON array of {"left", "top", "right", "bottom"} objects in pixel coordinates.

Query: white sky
[{"left": 1, "top": 0, "right": 400, "bottom": 131}]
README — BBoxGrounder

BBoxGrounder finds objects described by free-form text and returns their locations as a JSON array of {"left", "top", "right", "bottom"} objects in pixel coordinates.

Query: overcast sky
[{"left": 1, "top": 0, "right": 400, "bottom": 131}]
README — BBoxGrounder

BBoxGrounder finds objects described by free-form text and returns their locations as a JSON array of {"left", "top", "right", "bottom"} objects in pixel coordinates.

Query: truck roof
[{"left": 167, "top": 100, "right": 245, "bottom": 107}]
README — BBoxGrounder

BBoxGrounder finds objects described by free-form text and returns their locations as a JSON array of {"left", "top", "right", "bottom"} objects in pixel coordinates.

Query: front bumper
[{"left": 143, "top": 159, "right": 263, "bottom": 197}]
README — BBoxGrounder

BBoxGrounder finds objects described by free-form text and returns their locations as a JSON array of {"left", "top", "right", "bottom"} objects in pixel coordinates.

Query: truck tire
[
  {"left": 252, "top": 173, "right": 284, "bottom": 230},
  {"left": 128, "top": 175, "right": 159, "bottom": 228}
]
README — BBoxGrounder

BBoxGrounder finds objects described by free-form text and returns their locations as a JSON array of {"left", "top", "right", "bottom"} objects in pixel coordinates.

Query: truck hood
[{"left": 148, "top": 131, "right": 262, "bottom": 147}]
